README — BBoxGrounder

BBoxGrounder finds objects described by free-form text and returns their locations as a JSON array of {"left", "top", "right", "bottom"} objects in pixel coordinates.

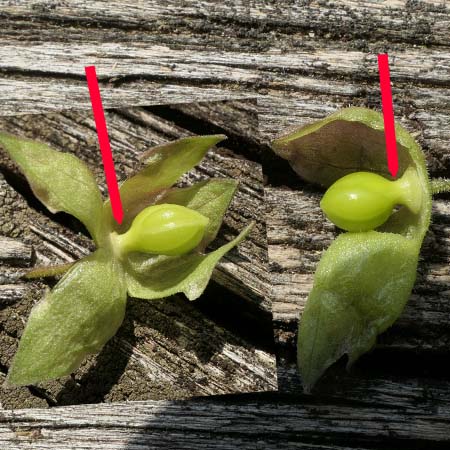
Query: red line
[
  {"left": 378, "top": 54, "right": 399, "bottom": 178},
  {"left": 85, "top": 66, "right": 124, "bottom": 224}
]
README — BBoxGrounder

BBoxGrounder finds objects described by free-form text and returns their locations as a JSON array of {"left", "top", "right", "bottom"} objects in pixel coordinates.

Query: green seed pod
[
  {"left": 320, "top": 167, "right": 422, "bottom": 232},
  {"left": 113, "top": 203, "right": 209, "bottom": 256}
]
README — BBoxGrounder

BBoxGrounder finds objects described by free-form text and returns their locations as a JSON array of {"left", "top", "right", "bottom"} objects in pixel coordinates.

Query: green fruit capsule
[
  {"left": 320, "top": 167, "right": 422, "bottom": 232},
  {"left": 112, "top": 204, "right": 209, "bottom": 256}
]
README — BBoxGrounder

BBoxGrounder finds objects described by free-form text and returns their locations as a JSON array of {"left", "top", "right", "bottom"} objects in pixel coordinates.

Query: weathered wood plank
[
  {"left": 0, "top": 2, "right": 449, "bottom": 160},
  {"left": 0, "top": 77, "right": 252, "bottom": 118},
  {"left": 1, "top": 391, "right": 450, "bottom": 450},
  {"left": 0, "top": 284, "right": 28, "bottom": 304},
  {"left": 1, "top": 0, "right": 449, "bottom": 46},
  {"left": 163, "top": 100, "right": 264, "bottom": 150},
  {"left": 1, "top": 54, "right": 450, "bottom": 177},
  {"left": 3, "top": 41, "right": 450, "bottom": 84},
  {"left": 0, "top": 237, "right": 33, "bottom": 266}
]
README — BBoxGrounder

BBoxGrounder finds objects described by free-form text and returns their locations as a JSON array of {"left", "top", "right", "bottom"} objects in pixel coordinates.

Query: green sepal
[
  {"left": 124, "top": 223, "right": 253, "bottom": 301},
  {"left": 104, "top": 134, "right": 227, "bottom": 233},
  {"left": 298, "top": 231, "right": 419, "bottom": 392},
  {"left": 6, "top": 249, "right": 127, "bottom": 386},
  {"left": 0, "top": 132, "right": 105, "bottom": 246}
]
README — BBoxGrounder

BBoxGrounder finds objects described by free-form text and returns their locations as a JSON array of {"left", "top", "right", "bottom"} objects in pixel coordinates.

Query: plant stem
[{"left": 24, "top": 262, "right": 74, "bottom": 279}]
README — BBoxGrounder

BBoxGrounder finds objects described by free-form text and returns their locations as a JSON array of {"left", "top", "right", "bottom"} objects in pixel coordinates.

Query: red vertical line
[
  {"left": 378, "top": 53, "right": 399, "bottom": 178},
  {"left": 85, "top": 65, "right": 124, "bottom": 224}
]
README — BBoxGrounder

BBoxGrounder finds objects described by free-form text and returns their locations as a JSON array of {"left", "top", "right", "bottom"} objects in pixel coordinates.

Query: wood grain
[
  {"left": 0, "top": 284, "right": 28, "bottom": 304},
  {"left": 1, "top": 390, "right": 450, "bottom": 450},
  {"left": 0, "top": 237, "right": 33, "bottom": 267},
  {"left": 0, "top": 1, "right": 448, "bottom": 165},
  {"left": 1, "top": 0, "right": 449, "bottom": 46}
]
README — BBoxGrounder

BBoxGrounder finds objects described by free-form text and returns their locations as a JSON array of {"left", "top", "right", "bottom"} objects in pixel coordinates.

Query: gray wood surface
[
  {"left": 0, "top": 237, "right": 33, "bottom": 266},
  {"left": 1, "top": 1, "right": 450, "bottom": 449},
  {"left": 2, "top": 394, "right": 450, "bottom": 449}
]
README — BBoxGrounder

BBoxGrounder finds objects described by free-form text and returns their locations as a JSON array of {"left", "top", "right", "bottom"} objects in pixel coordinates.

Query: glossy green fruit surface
[
  {"left": 114, "top": 203, "right": 209, "bottom": 256},
  {"left": 321, "top": 167, "right": 422, "bottom": 232}
]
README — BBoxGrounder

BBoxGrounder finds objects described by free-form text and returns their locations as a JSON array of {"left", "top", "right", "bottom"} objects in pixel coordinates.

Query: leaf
[
  {"left": 104, "top": 134, "right": 227, "bottom": 233},
  {"left": 157, "top": 179, "right": 238, "bottom": 249},
  {"left": 7, "top": 249, "right": 127, "bottom": 386},
  {"left": 298, "top": 231, "right": 419, "bottom": 393},
  {"left": 273, "top": 107, "right": 419, "bottom": 184},
  {"left": 0, "top": 132, "right": 105, "bottom": 246},
  {"left": 124, "top": 223, "right": 253, "bottom": 301}
]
